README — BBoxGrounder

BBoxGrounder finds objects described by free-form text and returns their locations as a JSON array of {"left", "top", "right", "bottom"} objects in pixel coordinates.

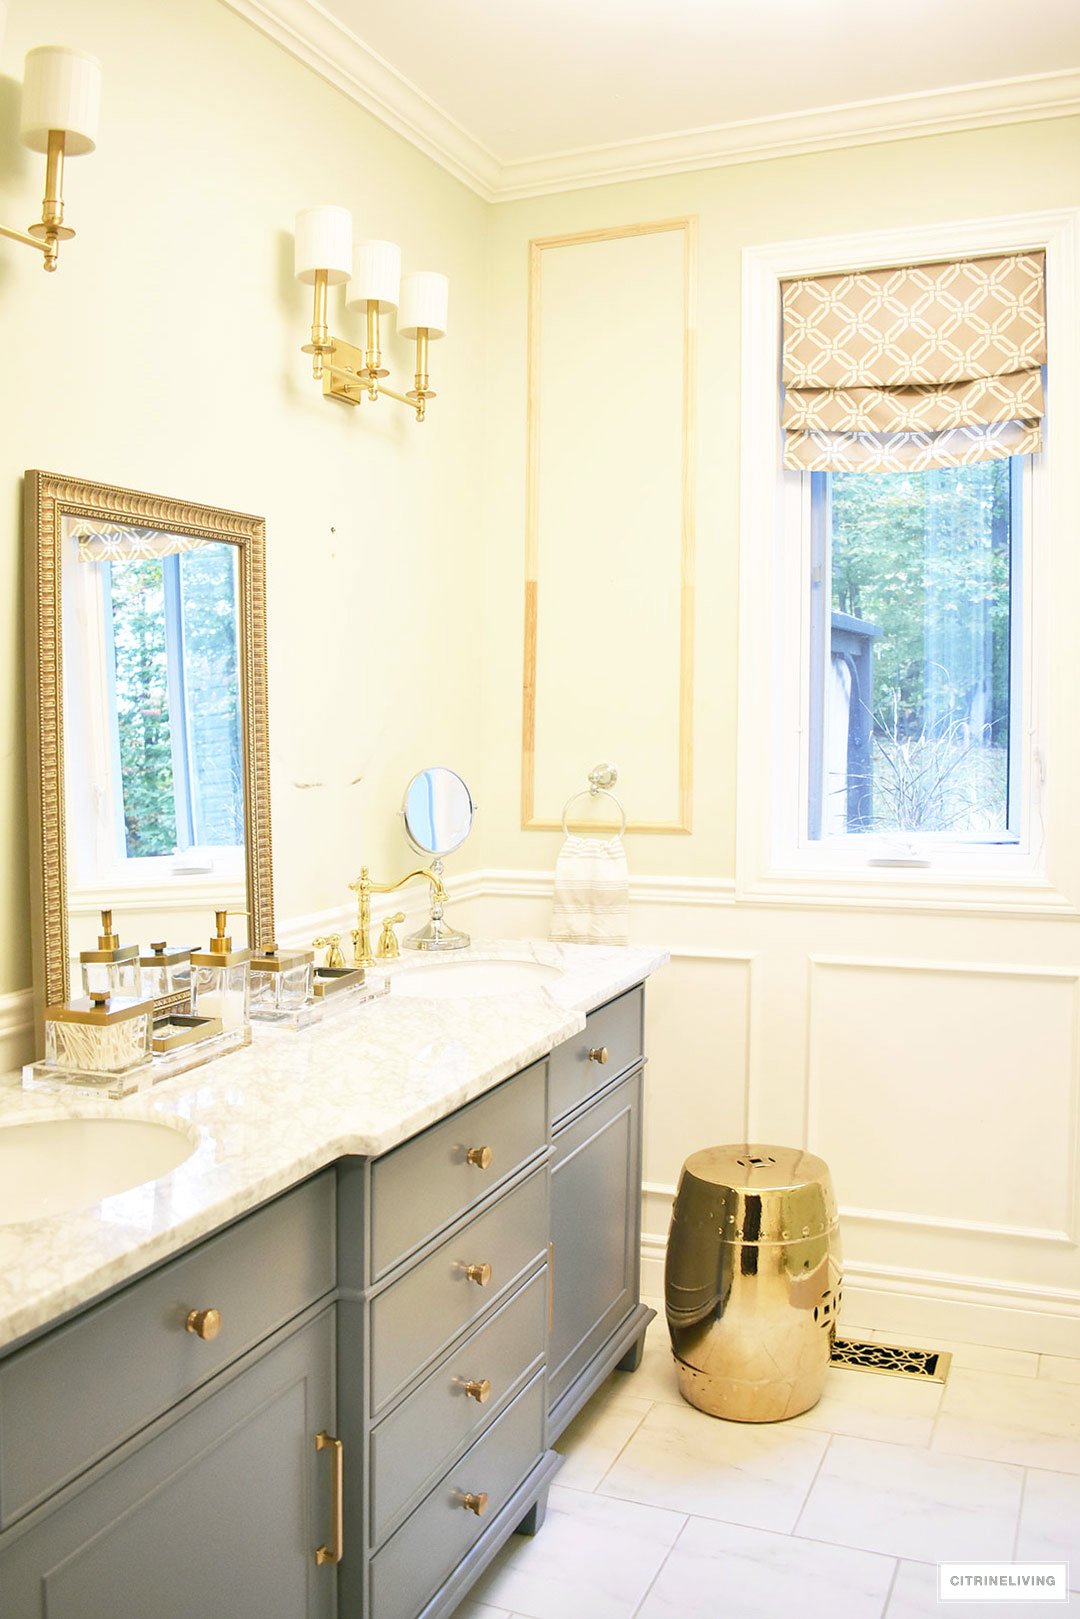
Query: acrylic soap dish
[
  {"left": 23, "top": 1023, "right": 253, "bottom": 1101},
  {"left": 251, "top": 967, "right": 389, "bottom": 1031}
]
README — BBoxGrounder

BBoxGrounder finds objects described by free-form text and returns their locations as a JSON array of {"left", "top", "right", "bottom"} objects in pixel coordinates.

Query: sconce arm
[{"left": 0, "top": 222, "right": 51, "bottom": 254}]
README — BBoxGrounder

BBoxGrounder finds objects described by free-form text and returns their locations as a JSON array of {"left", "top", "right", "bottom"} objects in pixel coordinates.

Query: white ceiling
[{"left": 224, "top": 0, "right": 1080, "bottom": 197}]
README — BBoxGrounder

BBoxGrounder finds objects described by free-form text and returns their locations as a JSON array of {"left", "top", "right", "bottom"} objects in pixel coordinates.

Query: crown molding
[
  {"left": 219, "top": 0, "right": 1080, "bottom": 202},
  {"left": 218, "top": 0, "right": 501, "bottom": 199},
  {"left": 495, "top": 71, "right": 1080, "bottom": 199}
]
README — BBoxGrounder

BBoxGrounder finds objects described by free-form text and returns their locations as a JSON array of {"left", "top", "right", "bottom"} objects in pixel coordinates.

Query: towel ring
[{"left": 560, "top": 763, "right": 627, "bottom": 837}]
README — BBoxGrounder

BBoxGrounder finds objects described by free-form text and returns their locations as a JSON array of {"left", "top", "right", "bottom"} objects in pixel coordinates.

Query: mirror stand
[
  {"left": 405, "top": 860, "right": 470, "bottom": 952},
  {"left": 398, "top": 767, "right": 475, "bottom": 952}
]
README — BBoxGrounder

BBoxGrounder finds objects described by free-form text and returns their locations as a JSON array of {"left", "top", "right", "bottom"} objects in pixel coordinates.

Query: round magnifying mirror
[{"left": 402, "top": 767, "right": 474, "bottom": 857}]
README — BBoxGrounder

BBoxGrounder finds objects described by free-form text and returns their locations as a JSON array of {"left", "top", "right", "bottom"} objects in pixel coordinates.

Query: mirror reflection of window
[
  {"left": 106, "top": 547, "right": 243, "bottom": 861},
  {"left": 63, "top": 519, "right": 245, "bottom": 892}
]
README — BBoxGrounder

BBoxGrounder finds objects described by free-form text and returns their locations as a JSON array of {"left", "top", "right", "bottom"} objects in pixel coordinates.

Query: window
[
  {"left": 104, "top": 547, "right": 245, "bottom": 864},
  {"left": 738, "top": 217, "right": 1076, "bottom": 909},
  {"left": 807, "top": 458, "right": 1023, "bottom": 852}
]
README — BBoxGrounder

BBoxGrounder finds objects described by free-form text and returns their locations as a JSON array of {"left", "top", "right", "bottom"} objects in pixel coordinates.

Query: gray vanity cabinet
[
  {"left": 0, "top": 1307, "right": 337, "bottom": 1619},
  {"left": 335, "top": 1059, "right": 562, "bottom": 1619},
  {"left": 0, "top": 978, "right": 654, "bottom": 1618},
  {"left": 547, "top": 986, "right": 654, "bottom": 1438}
]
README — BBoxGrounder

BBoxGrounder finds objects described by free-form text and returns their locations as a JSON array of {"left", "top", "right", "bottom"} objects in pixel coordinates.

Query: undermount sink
[
  {"left": 392, "top": 959, "right": 563, "bottom": 1000},
  {"left": 0, "top": 1117, "right": 196, "bottom": 1223}
]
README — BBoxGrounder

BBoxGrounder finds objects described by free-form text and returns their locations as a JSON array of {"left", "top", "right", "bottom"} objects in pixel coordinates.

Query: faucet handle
[
  {"left": 313, "top": 933, "right": 345, "bottom": 969},
  {"left": 376, "top": 913, "right": 406, "bottom": 961}
]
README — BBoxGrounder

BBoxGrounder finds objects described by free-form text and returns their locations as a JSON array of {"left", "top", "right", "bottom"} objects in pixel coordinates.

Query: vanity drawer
[
  {"left": 370, "top": 1165, "right": 548, "bottom": 1414},
  {"left": 370, "top": 1060, "right": 547, "bottom": 1279},
  {"left": 370, "top": 1369, "right": 546, "bottom": 1619},
  {"left": 549, "top": 985, "right": 644, "bottom": 1125},
  {"left": 0, "top": 1173, "right": 335, "bottom": 1527},
  {"left": 370, "top": 1266, "right": 547, "bottom": 1547}
]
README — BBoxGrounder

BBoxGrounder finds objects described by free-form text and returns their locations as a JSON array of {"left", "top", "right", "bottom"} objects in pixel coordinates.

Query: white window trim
[{"left": 737, "top": 208, "right": 1080, "bottom": 917}]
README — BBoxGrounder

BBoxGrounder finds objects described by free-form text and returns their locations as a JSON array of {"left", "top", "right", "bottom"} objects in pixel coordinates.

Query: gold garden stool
[{"left": 665, "top": 1144, "right": 842, "bottom": 1422}]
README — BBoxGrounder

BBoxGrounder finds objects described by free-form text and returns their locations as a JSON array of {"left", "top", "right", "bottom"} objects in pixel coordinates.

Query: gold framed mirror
[{"left": 24, "top": 471, "right": 274, "bottom": 1032}]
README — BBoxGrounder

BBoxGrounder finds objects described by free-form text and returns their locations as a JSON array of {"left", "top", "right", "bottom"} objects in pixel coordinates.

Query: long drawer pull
[
  {"left": 461, "top": 1491, "right": 489, "bottom": 1516},
  {"left": 464, "top": 1262, "right": 492, "bottom": 1287},
  {"left": 314, "top": 1431, "right": 344, "bottom": 1566},
  {"left": 466, "top": 1145, "right": 493, "bottom": 1169},
  {"left": 463, "top": 1378, "right": 492, "bottom": 1403},
  {"left": 185, "top": 1307, "right": 222, "bottom": 1341},
  {"left": 588, "top": 1046, "right": 610, "bottom": 1065}
]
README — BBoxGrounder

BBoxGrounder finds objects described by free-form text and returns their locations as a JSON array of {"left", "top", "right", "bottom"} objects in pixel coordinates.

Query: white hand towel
[{"left": 550, "top": 834, "right": 629, "bottom": 945}]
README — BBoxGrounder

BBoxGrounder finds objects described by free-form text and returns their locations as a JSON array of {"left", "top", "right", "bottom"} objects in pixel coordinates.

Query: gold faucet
[{"left": 349, "top": 866, "right": 448, "bottom": 968}]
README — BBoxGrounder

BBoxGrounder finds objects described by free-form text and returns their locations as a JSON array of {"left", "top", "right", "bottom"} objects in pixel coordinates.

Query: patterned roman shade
[
  {"left": 71, "top": 520, "right": 209, "bottom": 561},
  {"left": 781, "top": 252, "right": 1046, "bottom": 472}
]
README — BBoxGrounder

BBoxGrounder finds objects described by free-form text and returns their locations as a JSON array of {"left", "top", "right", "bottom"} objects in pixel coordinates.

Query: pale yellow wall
[
  {"left": 0, "top": 0, "right": 489, "bottom": 992},
  {"left": 478, "top": 116, "right": 1080, "bottom": 876}
]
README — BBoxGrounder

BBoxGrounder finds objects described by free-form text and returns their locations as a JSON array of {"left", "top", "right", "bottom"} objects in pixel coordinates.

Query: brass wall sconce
[
  {"left": 0, "top": 30, "right": 102, "bottom": 274},
  {"left": 294, "top": 205, "right": 448, "bottom": 423}
]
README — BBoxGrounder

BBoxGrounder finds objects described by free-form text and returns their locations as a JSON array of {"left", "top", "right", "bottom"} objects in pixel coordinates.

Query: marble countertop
[{"left": 0, "top": 940, "right": 667, "bottom": 1354}]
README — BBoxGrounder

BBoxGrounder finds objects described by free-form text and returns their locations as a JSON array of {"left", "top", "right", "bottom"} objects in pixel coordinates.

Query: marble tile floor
[{"left": 451, "top": 1306, "right": 1080, "bottom": 1619}]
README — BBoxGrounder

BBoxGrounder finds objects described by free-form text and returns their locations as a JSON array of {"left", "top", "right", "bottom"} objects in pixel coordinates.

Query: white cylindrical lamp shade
[
  {"left": 20, "top": 46, "right": 102, "bottom": 155},
  {"left": 294, "top": 205, "right": 353, "bottom": 286},
  {"left": 397, "top": 271, "right": 448, "bottom": 340},
  {"left": 346, "top": 239, "right": 401, "bottom": 313}
]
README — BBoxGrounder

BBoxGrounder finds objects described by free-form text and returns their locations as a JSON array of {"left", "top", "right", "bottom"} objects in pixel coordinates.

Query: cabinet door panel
[
  {"left": 549, "top": 1068, "right": 642, "bottom": 1406},
  {"left": 0, "top": 1310, "right": 335, "bottom": 1619},
  {"left": 0, "top": 1170, "right": 335, "bottom": 1527}
]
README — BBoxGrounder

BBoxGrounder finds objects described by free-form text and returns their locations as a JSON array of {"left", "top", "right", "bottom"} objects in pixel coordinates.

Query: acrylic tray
[
  {"left": 23, "top": 1024, "right": 252, "bottom": 1101},
  {"left": 252, "top": 972, "right": 389, "bottom": 1031}
]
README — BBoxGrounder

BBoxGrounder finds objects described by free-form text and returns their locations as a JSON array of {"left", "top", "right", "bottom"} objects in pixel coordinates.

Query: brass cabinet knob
[
  {"left": 463, "top": 1378, "right": 491, "bottom": 1403},
  {"left": 588, "top": 1045, "right": 610, "bottom": 1065},
  {"left": 464, "top": 1262, "right": 492, "bottom": 1287},
  {"left": 461, "top": 1492, "right": 489, "bottom": 1516},
  {"left": 466, "top": 1145, "right": 493, "bottom": 1169},
  {"left": 185, "top": 1307, "right": 222, "bottom": 1341}
]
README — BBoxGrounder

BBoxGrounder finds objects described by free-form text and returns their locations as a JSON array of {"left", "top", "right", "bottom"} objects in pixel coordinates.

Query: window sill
[
  {"left": 736, "top": 866, "right": 1077, "bottom": 919},
  {"left": 68, "top": 873, "right": 247, "bottom": 917}
]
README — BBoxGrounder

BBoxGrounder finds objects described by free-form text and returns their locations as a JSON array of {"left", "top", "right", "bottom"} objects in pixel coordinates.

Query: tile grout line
[
  {"left": 880, "top": 1557, "right": 902, "bottom": 1618},
  {"left": 791, "top": 1430, "right": 834, "bottom": 1536},
  {"left": 586, "top": 1397, "right": 656, "bottom": 1492},
  {"left": 626, "top": 1511, "right": 692, "bottom": 1619},
  {"left": 1011, "top": 1466, "right": 1030, "bottom": 1561}
]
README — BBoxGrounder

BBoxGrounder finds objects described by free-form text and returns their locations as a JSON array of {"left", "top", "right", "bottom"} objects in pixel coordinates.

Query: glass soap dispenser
[
  {"left": 44, "top": 989, "right": 154, "bottom": 1076},
  {"left": 80, "top": 909, "right": 139, "bottom": 997},
  {"left": 191, "top": 910, "right": 251, "bottom": 1034},
  {"left": 249, "top": 944, "right": 315, "bottom": 1016}
]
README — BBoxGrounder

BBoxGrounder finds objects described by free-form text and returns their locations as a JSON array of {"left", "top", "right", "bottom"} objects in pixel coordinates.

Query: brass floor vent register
[{"left": 830, "top": 1337, "right": 952, "bottom": 1384}]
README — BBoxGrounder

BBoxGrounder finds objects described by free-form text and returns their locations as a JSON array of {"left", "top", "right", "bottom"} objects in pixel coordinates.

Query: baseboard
[{"left": 641, "top": 1232, "right": 1080, "bottom": 1357}]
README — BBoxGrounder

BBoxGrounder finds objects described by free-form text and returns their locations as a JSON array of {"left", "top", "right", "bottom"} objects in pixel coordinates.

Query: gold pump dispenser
[
  {"left": 79, "top": 907, "right": 139, "bottom": 997},
  {"left": 190, "top": 910, "right": 251, "bottom": 1034},
  {"left": 190, "top": 910, "right": 251, "bottom": 969}
]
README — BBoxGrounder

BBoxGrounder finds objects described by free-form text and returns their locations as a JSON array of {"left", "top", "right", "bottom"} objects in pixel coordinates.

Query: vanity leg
[
  {"left": 617, "top": 1331, "right": 647, "bottom": 1374},
  {"left": 515, "top": 1485, "right": 550, "bottom": 1538}
]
